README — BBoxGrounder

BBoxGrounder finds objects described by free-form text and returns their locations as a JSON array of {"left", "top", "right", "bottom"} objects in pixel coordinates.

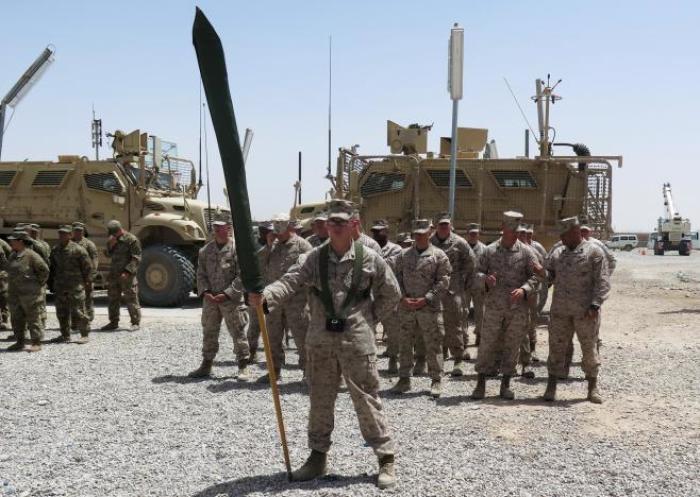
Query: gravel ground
[{"left": 1, "top": 250, "right": 699, "bottom": 497}]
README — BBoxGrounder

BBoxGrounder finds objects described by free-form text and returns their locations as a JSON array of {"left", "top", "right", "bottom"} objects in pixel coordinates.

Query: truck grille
[
  {"left": 32, "top": 170, "right": 69, "bottom": 187},
  {"left": 0, "top": 170, "right": 17, "bottom": 187},
  {"left": 426, "top": 169, "right": 472, "bottom": 188}
]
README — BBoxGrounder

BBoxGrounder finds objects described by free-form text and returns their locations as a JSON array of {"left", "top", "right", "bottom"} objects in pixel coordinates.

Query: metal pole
[
  {"left": 448, "top": 99, "right": 459, "bottom": 217},
  {"left": 524, "top": 129, "right": 529, "bottom": 158},
  {"left": 298, "top": 151, "right": 302, "bottom": 204},
  {"left": 0, "top": 104, "right": 6, "bottom": 161}
]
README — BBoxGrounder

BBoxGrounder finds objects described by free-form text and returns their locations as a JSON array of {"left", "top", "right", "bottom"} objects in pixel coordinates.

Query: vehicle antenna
[
  {"left": 203, "top": 101, "right": 212, "bottom": 231},
  {"left": 503, "top": 77, "right": 538, "bottom": 144},
  {"left": 198, "top": 82, "right": 203, "bottom": 188},
  {"left": 326, "top": 35, "right": 332, "bottom": 179}
]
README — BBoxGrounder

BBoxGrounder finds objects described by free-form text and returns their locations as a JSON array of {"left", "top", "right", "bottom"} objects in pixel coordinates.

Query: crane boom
[
  {"left": 0, "top": 45, "right": 55, "bottom": 160},
  {"left": 662, "top": 182, "right": 680, "bottom": 219}
]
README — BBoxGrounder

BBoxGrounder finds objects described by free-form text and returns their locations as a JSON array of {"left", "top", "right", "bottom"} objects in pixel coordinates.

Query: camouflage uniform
[
  {"left": 49, "top": 239, "right": 92, "bottom": 339},
  {"left": 357, "top": 232, "right": 382, "bottom": 253},
  {"left": 29, "top": 236, "right": 50, "bottom": 329},
  {"left": 394, "top": 244, "right": 451, "bottom": 381},
  {"left": 474, "top": 238, "right": 539, "bottom": 377},
  {"left": 6, "top": 247, "right": 49, "bottom": 344},
  {"left": 105, "top": 231, "right": 142, "bottom": 326},
  {"left": 378, "top": 240, "right": 403, "bottom": 359},
  {"left": 465, "top": 239, "right": 487, "bottom": 341},
  {"left": 546, "top": 240, "right": 610, "bottom": 378},
  {"left": 73, "top": 236, "right": 99, "bottom": 323},
  {"left": 196, "top": 238, "right": 250, "bottom": 362},
  {"left": 261, "top": 234, "right": 312, "bottom": 371},
  {"left": 307, "top": 234, "right": 328, "bottom": 248},
  {"left": 0, "top": 238, "right": 11, "bottom": 330},
  {"left": 430, "top": 231, "right": 475, "bottom": 358},
  {"left": 263, "top": 241, "right": 401, "bottom": 458},
  {"left": 519, "top": 240, "right": 546, "bottom": 367}
]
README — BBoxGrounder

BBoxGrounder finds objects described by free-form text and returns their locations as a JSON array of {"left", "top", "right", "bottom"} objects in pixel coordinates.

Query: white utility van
[{"left": 606, "top": 234, "right": 639, "bottom": 251}]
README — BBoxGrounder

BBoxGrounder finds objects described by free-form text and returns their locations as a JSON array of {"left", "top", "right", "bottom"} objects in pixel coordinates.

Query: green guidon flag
[{"left": 192, "top": 7, "right": 264, "bottom": 294}]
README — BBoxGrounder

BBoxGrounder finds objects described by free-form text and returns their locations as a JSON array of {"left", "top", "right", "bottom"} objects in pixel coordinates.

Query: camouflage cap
[
  {"left": 211, "top": 220, "right": 229, "bottom": 228},
  {"left": 467, "top": 223, "right": 480, "bottom": 233},
  {"left": 327, "top": 199, "right": 356, "bottom": 221},
  {"left": 526, "top": 224, "right": 534, "bottom": 234},
  {"left": 72, "top": 221, "right": 86, "bottom": 231},
  {"left": 397, "top": 232, "right": 413, "bottom": 245},
  {"left": 557, "top": 216, "right": 580, "bottom": 234},
  {"left": 28, "top": 223, "right": 40, "bottom": 231},
  {"left": 411, "top": 218, "right": 432, "bottom": 234},
  {"left": 289, "top": 218, "right": 301, "bottom": 229},
  {"left": 371, "top": 219, "right": 389, "bottom": 230},
  {"left": 434, "top": 212, "right": 451, "bottom": 225},
  {"left": 7, "top": 231, "right": 30, "bottom": 242},
  {"left": 58, "top": 225, "right": 73, "bottom": 234},
  {"left": 106, "top": 220, "right": 122, "bottom": 234},
  {"left": 502, "top": 211, "right": 523, "bottom": 230},
  {"left": 516, "top": 224, "right": 528, "bottom": 233},
  {"left": 312, "top": 212, "right": 328, "bottom": 222},
  {"left": 258, "top": 221, "right": 273, "bottom": 231},
  {"left": 271, "top": 213, "right": 290, "bottom": 233}
]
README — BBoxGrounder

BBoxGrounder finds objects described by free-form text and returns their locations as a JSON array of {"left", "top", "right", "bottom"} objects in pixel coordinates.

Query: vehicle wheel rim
[{"left": 146, "top": 263, "right": 169, "bottom": 291}]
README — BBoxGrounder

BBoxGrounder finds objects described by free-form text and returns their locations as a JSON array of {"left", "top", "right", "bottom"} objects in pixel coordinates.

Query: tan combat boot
[
  {"left": 6, "top": 340, "right": 26, "bottom": 352},
  {"left": 101, "top": 322, "right": 119, "bottom": 331},
  {"left": 451, "top": 359, "right": 465, "bottom": 377},
  {"left": 290, "top": 450, "right": 327, "bottom": 481},
  {"left": 543, "top": 376, "right": 557, "bottom": 401},
  {"left": 48, "top": 334, "right": 71, "bottom": 344},
  {"left": 499, "top": 375, "right": 515, "bottom": 400},
  {"left": 387, "top": 357, "right": 398, "bottom": 376},
  {"left": 390, "top": 377, "right": 411, "bottom": 394},
  {"left": 76, "top": 333, "right": 90, "bottom": 345},
  {"left": 256, "top": 368, "right": 281, "bottom": 384},
  {"left": 25, "top": 340, "right": 42, "bottom": 353},
  {"left": 237, "top": 358, "right": 250, "bottom": 381},
  {"left": 430, "top": 380, "right": 442, "bottom": 398},
  {"left": 377, "top": 454, "right": 396, "bottom": 489},
  {"left": 471, "top": 374, "right": 486, "bottom": 400},
  {"left": 188, "top": 359, "right": 214, "bottom": 378},
  {"left": 587, "top": 377, "right": 603, "bottom": 404},
  {"left": 412, "top": 357, "right": 426, "bottom": 376}
]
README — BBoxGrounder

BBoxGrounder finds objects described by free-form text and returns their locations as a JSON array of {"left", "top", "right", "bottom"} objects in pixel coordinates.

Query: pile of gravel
[{"left": 1, "top": 254, "right": 698, "bottom": 496}]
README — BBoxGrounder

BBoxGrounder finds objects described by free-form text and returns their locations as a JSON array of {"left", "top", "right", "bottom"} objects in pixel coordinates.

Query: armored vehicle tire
[
  {"left": 623, "top": 244, "right": 634, "bottom": 252},
  {"left": 138, "top": 245, "right": 195, "bottom": 307}
]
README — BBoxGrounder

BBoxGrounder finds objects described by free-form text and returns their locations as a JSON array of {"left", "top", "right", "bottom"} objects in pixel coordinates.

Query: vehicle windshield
[{"left": 125, "top": 157, "right": 195, "bottom": 193}]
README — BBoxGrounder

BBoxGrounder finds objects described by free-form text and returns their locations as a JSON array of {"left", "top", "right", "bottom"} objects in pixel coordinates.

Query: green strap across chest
[{"left": 318, "top": 241, "right": 364, "bottom": 319}]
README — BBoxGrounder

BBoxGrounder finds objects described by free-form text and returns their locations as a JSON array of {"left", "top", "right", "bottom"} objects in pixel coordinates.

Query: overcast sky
[{"left": 2, "top": 0, "right": 698, "bottom": 232}]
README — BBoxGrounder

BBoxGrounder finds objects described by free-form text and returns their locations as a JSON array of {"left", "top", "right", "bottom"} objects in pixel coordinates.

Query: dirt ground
[{"left": 1, "top": 249, "right": 698, "bottom": 497}]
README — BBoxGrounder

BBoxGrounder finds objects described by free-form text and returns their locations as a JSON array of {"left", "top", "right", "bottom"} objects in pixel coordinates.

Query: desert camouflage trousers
[
  {"left": 381, "top": 305, "right": 400, "bottom": 358},
  {"left": 464, "top": 287, "right": 485, "bottom": 341},
  {"left": 398, "top": 307, "right": 444, "bottom": 381},
  {"left": 56, "top": 288, "right": 88, "bottom": 337},
  {"left": 266, "top": 296, "right": 309, "bottom": 371},
  {"left": 107, "top": 274, "right": 141, "bottom": 325},
  {"left": 548, "top": 312, "right": 601, "bottom": 378},
  {"left": 201, "top": 299, "right": 250, "bottom": 362},
  {"left": 519, "top": 292, "right": 540, "bottom": 366},
  {"left": 0, "top": 278, "right": 9, "bottom": 327},
  {"left": 9, "top": 293, "right": 45, "bottom": 343},
  {"left": 475, "top": 305, "right": 528, "bottom": 377},
  {"left": 307, "top": 341, "right": 394, "bottom": 457},
  {"left": 441, "top": 292, "right": 466, "bottom": 357}
]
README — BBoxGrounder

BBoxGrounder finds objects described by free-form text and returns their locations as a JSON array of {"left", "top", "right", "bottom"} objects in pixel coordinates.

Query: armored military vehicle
[
  {"left": 293, "top": 79, "right": 623, "bottom": 249},
  {"left": 0, "top": 130, "right": 230, "bottom": 306}
]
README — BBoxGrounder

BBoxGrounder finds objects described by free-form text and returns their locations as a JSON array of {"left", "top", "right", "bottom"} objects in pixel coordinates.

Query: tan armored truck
[
  {"left": 292, "top": 80, "right": 623, "bottom": 248},
  {"left": 0, "top": 130, "right": 230, "bottom": 306}
]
